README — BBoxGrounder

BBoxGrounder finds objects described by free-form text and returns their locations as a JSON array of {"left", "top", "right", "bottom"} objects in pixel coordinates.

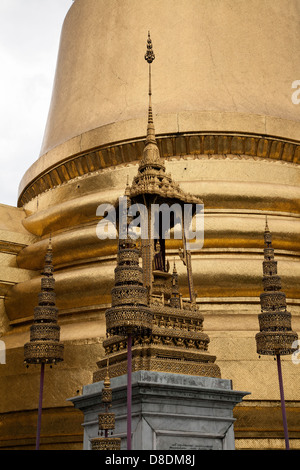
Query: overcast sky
[{"left": 0, "top": 0, "right": 73, "bottom": 207}]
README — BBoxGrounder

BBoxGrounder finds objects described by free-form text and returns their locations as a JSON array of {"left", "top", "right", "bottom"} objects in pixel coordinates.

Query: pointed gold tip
[{"left": 265, "top": 215, "right": 269, "bottom": 232}]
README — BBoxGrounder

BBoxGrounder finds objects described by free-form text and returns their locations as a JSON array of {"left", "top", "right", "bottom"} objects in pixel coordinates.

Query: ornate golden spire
[
  {"left": 105, "top": 232, "right": 152, "bottom": 336},
  {"left": 127, "top": 31, "right": 202, "bottom": 205},
  {"left": 24, "top": 237, "right": 64, "bottom": 365},
  {"left": 265, "top": 215, "right": 269, "bottom": 232},
  {"left": 255, "top": 221, "right": 298, "bottom": 356},
  {"left": 144, "top": 31, "right": 156, "bottom": 145},
  {"left": 137, "top": 32, "right": 164, "bottom": 170}
]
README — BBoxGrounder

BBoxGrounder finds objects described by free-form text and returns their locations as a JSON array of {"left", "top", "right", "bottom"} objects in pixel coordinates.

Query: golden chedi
[{"left": 0, "top": 0, "right": 299, "bottom": 450}]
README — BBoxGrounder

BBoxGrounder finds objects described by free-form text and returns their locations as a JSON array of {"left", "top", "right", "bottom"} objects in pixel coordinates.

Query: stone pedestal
[{"left": 69, "top": 371, "right": 249, "bottom": 450}]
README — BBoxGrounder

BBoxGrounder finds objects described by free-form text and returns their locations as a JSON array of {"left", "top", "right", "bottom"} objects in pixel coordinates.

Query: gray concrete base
[{"left": 69, "top": 371, "right": 249, "bottom": 450}]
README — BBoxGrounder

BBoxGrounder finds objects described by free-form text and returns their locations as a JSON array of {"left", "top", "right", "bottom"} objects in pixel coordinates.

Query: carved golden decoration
[
  {"left": 91, "top": 438, "right": 122, "bottom": 451},
  {"left": 93, "top": 230, "right": 221, "bottom": 381},
  {"left": 94, "top": 353, "right": 220, "bottom": 383},
  {"left": 18, "top": 133, "right": 300, "bottom": 206},
  {"left": 98, "top": 413, "right": 116, "bottom": 430}
]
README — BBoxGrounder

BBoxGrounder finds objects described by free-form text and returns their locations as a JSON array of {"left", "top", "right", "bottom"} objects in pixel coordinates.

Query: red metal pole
[
  {"left": 127, "top": 334, "right": 132, "bottom": 450},
  {"left": 36, "top": 362, "right": 45, "bottom": 450},
  {"left": 276, "top": 354, "right": 290, "bottom": 450}
]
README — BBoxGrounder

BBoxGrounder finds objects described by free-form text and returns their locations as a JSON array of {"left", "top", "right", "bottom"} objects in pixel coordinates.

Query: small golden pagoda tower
[
  {"left": 256, "top": 220, "right": 298, "bottom": 356},
  {"left": 24, "top": 238, "right": 64, "bottom": 365}
]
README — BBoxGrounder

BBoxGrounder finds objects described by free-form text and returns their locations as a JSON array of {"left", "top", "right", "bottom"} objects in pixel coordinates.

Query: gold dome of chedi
[
  {"left": 14, "top": 0, "right": 300, "bottom": 321},
  {"left": 13, "top": 0, "right": 300, "bottom": 327},
  {"left": 18, "top": 0, "right": 300, "bottom": 203}
]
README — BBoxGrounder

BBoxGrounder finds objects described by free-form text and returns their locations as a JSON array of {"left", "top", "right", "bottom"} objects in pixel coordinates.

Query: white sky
[{"left": 0, "top": 0, "right": 73, "bottom": 207}]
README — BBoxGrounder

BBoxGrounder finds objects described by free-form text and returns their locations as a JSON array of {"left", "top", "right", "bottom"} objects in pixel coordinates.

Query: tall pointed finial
[
  {"left": 263, "top": 216, "right": 272, "bottom": 248},
  {"left": 138, "top": 31, "right": 164, "bottom": 171},
  {"left": 144, "top": 31, "right": 156, "bottom": 144}
]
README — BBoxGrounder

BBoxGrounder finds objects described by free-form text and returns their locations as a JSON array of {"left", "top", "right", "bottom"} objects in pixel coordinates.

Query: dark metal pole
[
  {"left": 127, "top": 334, "right": 132, "bottom": 450},
  {"left": 276, "top": 354, "right": 290, "bottom": 450},
  {"left": 36, "top": 362, "right": 45, "bottom": 450}
]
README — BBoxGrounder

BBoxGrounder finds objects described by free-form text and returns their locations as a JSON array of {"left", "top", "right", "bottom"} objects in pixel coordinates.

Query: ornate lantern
[
  {"left": 255, "top": 219, "right": 298, "bottom": 450},
  {"left": 24, "top": 238, "right": 63, "bottom": 364},
  {"left": 256, "top": 220, "right": 298, "bottom": 356},
  {"left": 24, "top": 237, "right": 63, "bottom": 449},
  {"left": 105, "top": 236, "right": 152, "bottom": 336},
  {"left": 91, "top": 362, "right": 121, "bottom": 450}
]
